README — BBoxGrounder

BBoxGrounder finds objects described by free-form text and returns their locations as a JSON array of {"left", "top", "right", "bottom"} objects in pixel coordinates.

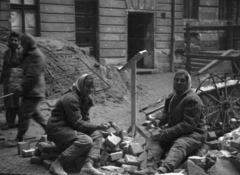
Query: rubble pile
[{"left": 14, "top": 124, "right": 240, "bottom": 175}]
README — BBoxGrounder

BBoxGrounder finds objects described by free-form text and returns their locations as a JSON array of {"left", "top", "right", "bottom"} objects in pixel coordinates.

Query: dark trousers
[
  {"left": 5, "top": 107, "right": 19, "bottom": 126},
  {"left": 58, "top": 130, "right": 103, "bottom": 167},
  {"left": 16, "top": 97, "right": 47, "bottom": 140}
]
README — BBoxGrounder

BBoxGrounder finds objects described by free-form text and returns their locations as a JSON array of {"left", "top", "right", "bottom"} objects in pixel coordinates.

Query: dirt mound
[{"left": 35, "top": 37, "right": 145, "bottom": 104}]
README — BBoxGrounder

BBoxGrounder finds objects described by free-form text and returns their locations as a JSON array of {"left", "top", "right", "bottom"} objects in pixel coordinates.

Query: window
[
  {"left": 10, "top": 0, "right": 39, "bottom": 36},
  {"left": 183, "top": 0, "right": 199, "bottom": 19}
]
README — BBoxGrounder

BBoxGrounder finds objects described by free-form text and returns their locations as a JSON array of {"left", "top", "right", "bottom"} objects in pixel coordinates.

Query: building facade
[{"left": 0, "top": 0, "right": 239, "bottom": 72}]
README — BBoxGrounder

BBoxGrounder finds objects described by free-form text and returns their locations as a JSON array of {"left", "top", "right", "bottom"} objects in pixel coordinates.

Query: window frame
[
  {"left": 10, "top": 0, "right": 40, "bottom": 36},
  {"left": 183, "top": 0, "right": 199, "bottom": 20}
]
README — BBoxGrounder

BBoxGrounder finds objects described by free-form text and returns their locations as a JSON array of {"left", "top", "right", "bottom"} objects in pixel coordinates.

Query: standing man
[
  {"left": 7, "top": 34, "right": 47, "bottom": 147},
  {"left": 138, "top": 69, "right": 207, "bottom": 174},
  {"left": 1, "top": 31, "right": 22, "bottom": 130},
  {"left": 47, "top": 74, "right": 108, "bottom": 175}
]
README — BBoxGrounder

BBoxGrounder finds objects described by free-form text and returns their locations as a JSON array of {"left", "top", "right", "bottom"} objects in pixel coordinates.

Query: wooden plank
[
  {"left": 99, "top": 17, "right": 126, "bottom": 25},
  {"left": 99, "top": 34, "right": 126, "bottom": 41},
  {"left": 139, "top": 0, "right": 145, "bottom": 9},
  {"left": 99, "top": 8, "right": 126, "bottom": 17},
  {"left": 156, "top": 41, "right": 171, "bottom": 49},
  {"left": 156, "top": 0, "right": 183, "bottom": 4},
  {"left": 0, "top": 11, "right": 10, "bottom": 20},
  {"left": 0, "top": 1, "right": 10, "bottom": 10},
  {"left": 0, "top": 21, "right": 10, "bottom": 29},
  {"left": 132, "top": 0, "right": 139, "bottom": 9},
  {"left": 104, "top": 57, "right": 127, "bottom": 65},
  {"left": 40, "top": 0, "right": 74, "bottom": 5},
  {"left": 99, "top": 41, "right": 127, "bottom": 49},
  {"left": 41, "top": 23, "right": 75, "bottom": 32},
  {"left": 40, "top": 4, "right": 74, "bottom": 14},
  {"left": 156, "top": 4, "right": 171, "bottom": 11},
  {"left": 99, "top": 25, "right": 126, "bottom": 33},
  {"left": 200, "top": 0, "right": 219, "bottom": 7},
  {"left": 155, "top": 26, "right": 171, "bottom": 34},
  {"left": 125, "top": 0, "right": 133, "bottom": 9},
  {"left": 99, "top": 0, "right": 126, "bottom": 8},
  {"left": 41, "top": 32, "right": 75, "bottom": 41},
  {"left": 40, "top": 14, "right": 75, "bottom": 23},
  {"left": 100, "top": 49, "right": 127, "bottom": 57}
]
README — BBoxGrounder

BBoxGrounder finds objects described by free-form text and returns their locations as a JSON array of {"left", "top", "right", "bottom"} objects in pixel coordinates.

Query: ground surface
[{"left": 0, "top": 72, "right": 201, "bottom": 175}]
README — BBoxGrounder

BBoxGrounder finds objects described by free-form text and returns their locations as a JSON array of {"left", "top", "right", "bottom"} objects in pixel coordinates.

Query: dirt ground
[{"left": 0, "top": 72, "right": 201, "bottom": 142}]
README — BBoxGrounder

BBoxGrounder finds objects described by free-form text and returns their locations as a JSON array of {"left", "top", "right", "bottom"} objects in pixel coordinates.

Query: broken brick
[
  {"left": 109, "top": 151, "right": 123, "bottom": 161},
  {"left": 122, "top": 164, "right": 139, "bottom": 173},
  {"left": 22, "top": 148, "right": 35, "bottom": 157},
  {"left": 182, "top": 159, "right": 206, "bottom": 175},
  {"left": 18, "top": 141, "right": 30, "bottom": 155},
  {"left": 115, "top": 158, "right": 126, "bottom": 167},
  {"left": 129, "top": 143, "right": 144, "bottom": 156},
  {"left": 124, "top": 154, "right": 141, "bottom": 166},
  {"left": 38, "top": 142, "right": 55, "bottom": 153},
  {"left": 105, "top": 134, "right": 121, "bottom": 149},
  {"left": 30, "top": 156, "right": 42, "bottom": 165},
  {"left": 207, "top": 131, "right": 217, "bottom": 141},
  {"left": 230, "top": 140, "right": 240, "bottom": 150}
]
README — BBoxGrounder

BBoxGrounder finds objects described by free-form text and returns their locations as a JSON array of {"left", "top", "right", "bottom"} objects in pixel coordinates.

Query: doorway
[{"left": 128, "top": 12, "right": 154, "bottom": 68}]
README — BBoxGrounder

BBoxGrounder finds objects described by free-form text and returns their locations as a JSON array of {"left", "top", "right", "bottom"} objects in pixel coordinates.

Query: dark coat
[
  {"left": 47, "top": 87, "right": 99, "bottom": 145},
  {"left": 20, "top": 47, "right": 46, "bottom": 97},
  {"left": 1, "top": 47, "right": 22, "bottom": 108},
  {"left": 155, "top": 89, "right": 207, "bottom": 143}
]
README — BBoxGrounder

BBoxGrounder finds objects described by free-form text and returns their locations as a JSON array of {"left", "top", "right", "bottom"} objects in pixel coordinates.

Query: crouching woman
[{"left": 47, "top": 74, "right": 108, "bottom": 175}]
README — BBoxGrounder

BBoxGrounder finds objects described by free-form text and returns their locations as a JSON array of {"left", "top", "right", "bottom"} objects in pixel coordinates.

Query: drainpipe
[{"left": 170, "top": 0, "right": 175, "bottom": 72}]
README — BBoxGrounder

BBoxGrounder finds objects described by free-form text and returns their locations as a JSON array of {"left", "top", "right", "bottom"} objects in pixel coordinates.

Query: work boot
[
  {"left": 6, "top": 137, "right": 23, "bottom": 148},
  {"left": 49, "top": 158, "right": 67, "bottom": 175},
  {"left": 80, "top": 161, "right": 105, "bottom": 175}
]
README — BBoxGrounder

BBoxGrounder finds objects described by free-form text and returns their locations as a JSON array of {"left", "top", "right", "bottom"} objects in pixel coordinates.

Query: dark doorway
[
  {"left": 75, "top": 0, "right": 98, "bottom": 59},
  {"left": 128, "top": 12, "right": 154, "bottom": 68}
]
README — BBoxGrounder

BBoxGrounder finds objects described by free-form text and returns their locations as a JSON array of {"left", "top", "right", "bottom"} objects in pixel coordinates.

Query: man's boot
[
  {"left": 49, "top": 158, "right": 67, "bottom": 175},
  {"left": 80, "top": 161, "right": 105, "bottom": 175}
]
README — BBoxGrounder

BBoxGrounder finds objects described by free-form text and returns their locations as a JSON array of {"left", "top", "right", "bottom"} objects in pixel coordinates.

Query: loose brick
[
  {"left": 207, "top": 131, "right": 217, "bottom": 141},
  {"left": 18, "top": 142, "right": 30, "bottom": 155},
  {"left": 124, "top": 154, "right": 140, "bottom": 166},
  {"left": 38, "top": 142, "right": 56, "bottom": 153},
  {"left": 115, "top": 158, "right": 126, "bottom": 167},
  {"left": 119, "top": 130, "right": 128, "bottom": 140},
  {"left": 109, "top": 151, "right": 123, "bottom": 161},
  {"left": 129, "top": 143, "right": 144, "bottom": 156},
  {"left": 22, "top": 148, "right": 35, "bottom": 157},
  {"left": 122, "top": 144, "right": 130, "bottom": 155},
  {"left": 105, "top": 134, "right": 121, "bottom": 149},
  {"left": 41, "top": 152, "right": 51, "bottom": 160},
  {"left": 182, "top": 160, "right": 206, "bottom": 175},
  {"left": 188, "top": 156, "right": 206, "bottom": 169},
  {"left": 30, "top": 156, "right": 42, "bottom": 165},
  {"left": 43, "top": 160, "right": 53, "bottom": 170},
  {"left": 139, "top": 151, "right": 147, "bottom": 169},
  {"left": 122, "top": 164, "right": 139, "bottom": 173}
]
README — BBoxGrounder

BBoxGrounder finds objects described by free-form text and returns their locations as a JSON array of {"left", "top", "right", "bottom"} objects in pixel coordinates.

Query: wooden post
[{"left": 119, "top": 50, "right": 148, "bottom": 139}]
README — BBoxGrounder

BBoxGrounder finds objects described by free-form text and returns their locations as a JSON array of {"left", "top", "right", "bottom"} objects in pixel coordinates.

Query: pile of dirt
[{"left": 35, "top": 37, "right": 146, "bottom": 104}]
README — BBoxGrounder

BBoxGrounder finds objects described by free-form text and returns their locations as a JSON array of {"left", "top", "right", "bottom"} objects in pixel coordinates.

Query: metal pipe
[{"left": 170, "top": 0, "right": 175, "bottom": 72}]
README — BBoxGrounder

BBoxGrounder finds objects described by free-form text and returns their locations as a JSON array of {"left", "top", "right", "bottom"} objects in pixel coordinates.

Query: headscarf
[
  {"left": 73, "top": 74, "right": 93, "bottom": 97},
  {"left": 173, "top": 69, "right": 192, "bottom": 96}
]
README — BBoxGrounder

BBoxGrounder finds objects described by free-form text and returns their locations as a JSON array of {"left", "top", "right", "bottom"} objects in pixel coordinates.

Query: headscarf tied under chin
[
  {"left": 173, "top": 69, "right": 192, "bottom": 95},
  {"left": 73, "top": 74, "right": 91, "bottom": 96}
]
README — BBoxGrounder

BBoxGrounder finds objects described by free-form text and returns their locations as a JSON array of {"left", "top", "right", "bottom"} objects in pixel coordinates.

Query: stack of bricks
[
  {"left": 29, "top": 135, "right": 59, "bottom": 170},
  {"left": 100, "top": 129, "right": 146, "bottom": 173}
]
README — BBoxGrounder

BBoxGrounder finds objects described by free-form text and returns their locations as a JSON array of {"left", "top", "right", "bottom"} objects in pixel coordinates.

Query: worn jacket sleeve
[
  {"left": 159, "top": 97, "right": 202, "bottom": 142},
  {"left": 21, "top": 50, "right": 45, "bottom": 92},
  {"left": 63, "top": 97, "right": 98, "bottom": 133},
  {"left": 0, "top": 51, "right": 7, "bottom": 84}
]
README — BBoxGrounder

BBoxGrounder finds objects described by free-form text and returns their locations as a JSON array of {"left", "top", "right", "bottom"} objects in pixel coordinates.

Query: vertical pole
[
  {"left": 170, "top": 0, "right": 175, "bottom": 72},
  {"left": 186, "top": 23, "right": 191, "bottom": 73},
  {"left": 131, "top": 60, "right": 137, "bottom": 136}
]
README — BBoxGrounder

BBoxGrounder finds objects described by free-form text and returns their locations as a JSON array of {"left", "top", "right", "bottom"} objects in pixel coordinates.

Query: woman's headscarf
[
  {"left": 73, "top": 74, "right": 93, "bottom": 96},
  {"left": 173, "top": 69, "right": 192, "bottom": 95}
]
